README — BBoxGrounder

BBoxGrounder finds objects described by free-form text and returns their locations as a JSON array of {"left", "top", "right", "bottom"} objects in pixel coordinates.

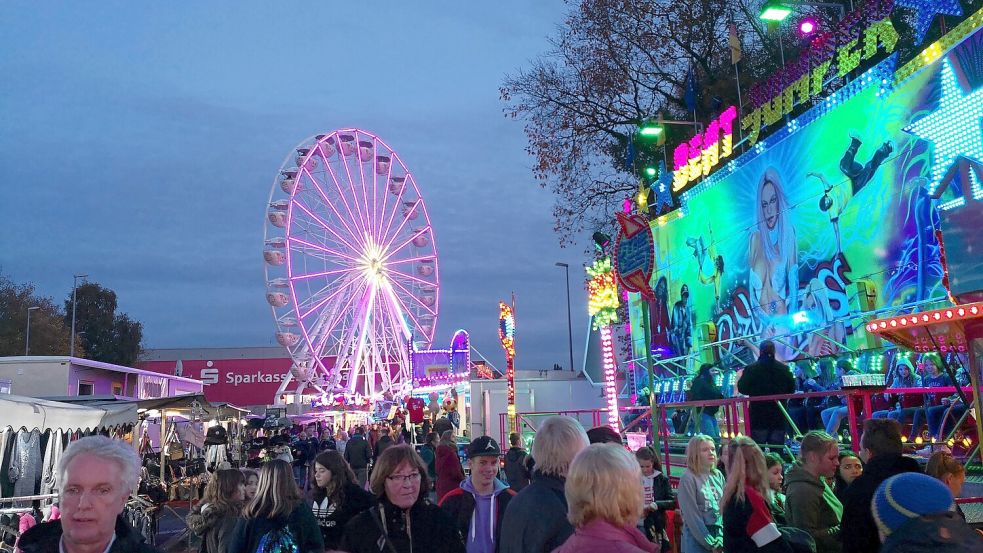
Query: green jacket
[{"left": 785, "top": 463, "right": 843, "bottom": 553}]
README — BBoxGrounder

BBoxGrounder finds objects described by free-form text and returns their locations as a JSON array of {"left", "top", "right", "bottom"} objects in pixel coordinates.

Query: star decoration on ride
[
  {"left": 902, "top": 58, "right": 983, "bottom": 198},
  {"left": 894, "top": 0, "right": 963, "bottom": 45},
  {"left": 650, "top": 160, "right": 675, "bottom": 215}
]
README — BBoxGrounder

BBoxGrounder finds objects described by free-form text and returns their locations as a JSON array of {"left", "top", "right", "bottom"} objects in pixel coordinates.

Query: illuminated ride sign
[
  {"left": 498, "top": 301, "right": 517, "bottom": 432},
  {"left": 673, "top": 106, "right": 738, "bottom": 192},
  {"left": 614, "top": 212, "right": 656, "bottom": 300}
]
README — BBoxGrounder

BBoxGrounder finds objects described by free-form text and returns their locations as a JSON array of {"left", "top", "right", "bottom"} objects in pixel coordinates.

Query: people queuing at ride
[
  {"left": 738, "top": 341, "right": 796, "bottom": 446},
  {"left": 635, "top": 446, "right": 674, "bottom": 550},
  {"left": 18, "top": 435, "right": 160, "bottom": 553},
  {"left": 438, "top": 436, "right": 516, "bottom": 553},
  {"left": 686, "top": 363, "right": 723, "bottom": 440},
  {"left": 677, "top": 434, "right": 724, "bottom": 553},
  {"left": 340, "top": 444, "right": 465, "bottom": 553},
  {"left": 186, "top": 468, "right": 245, "bottom": 553},
  {"left": 721, "top": 436, "right": 791, "bottom": 553},
  {"left": 784, "top": 431, "right": 843, "bottom": 553},
  {"left": 227, "top": 459, "right": 323, "bottom": 553},
  {"left": 832, "top": 453, "right": 862, "bottom": 504},
  {"left": 840, "top": 419, "right": 921, "bottom": 553},
  {"left": 499, "top": 415, "right": 590, "bottom": 553},
  {"left": 309, "top": 450, "right": 374, "bottom": 550},
  {"left": 503, "top": 432, "right": 531, "bottom": 492},
  {"left": 925, "top": 451, "right": 968, "bottom": 521},
  {"left": 872, "top": 472, "right": 982, "bottom": 552},
  {"left": 435, "top": 430, "right": 466, "bottom": 501},
  {"left": 552, "top": 444, "right": 657, "bottom": 553},
  {"left": 763, "top": 453, "right": 787, "bottom": 524}
]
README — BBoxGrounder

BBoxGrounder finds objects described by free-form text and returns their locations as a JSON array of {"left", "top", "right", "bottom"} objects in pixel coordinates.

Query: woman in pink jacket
[{"left": 553, "top": 444, "right": 657, "bottom": 553}]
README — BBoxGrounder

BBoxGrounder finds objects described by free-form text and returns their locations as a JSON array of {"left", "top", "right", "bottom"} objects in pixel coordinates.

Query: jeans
[
  {"left": 686, "top": 412, "right": 720, "bottom": 440},
  {"left": 353, "top": 467, "right": 368, "bottom": 488},
  {"left": 293, "top": 464, "right": 308, "bottom": 490},
  {"left": 822, "top": 406, "right": 848, "bottom": 434}
]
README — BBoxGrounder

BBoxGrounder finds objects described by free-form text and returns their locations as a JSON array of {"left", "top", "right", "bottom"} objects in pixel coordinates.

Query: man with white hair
[
  {"left": 18, "top": 435, "right": 160, "bottom": 553},
  {"left": 498, "top": 416, "right": 590, "bottom": 553}
]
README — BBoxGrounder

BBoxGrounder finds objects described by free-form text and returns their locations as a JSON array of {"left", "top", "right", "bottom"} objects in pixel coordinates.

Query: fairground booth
[{"left": 594, "top": 1, "right": 983, "bottom": 499}]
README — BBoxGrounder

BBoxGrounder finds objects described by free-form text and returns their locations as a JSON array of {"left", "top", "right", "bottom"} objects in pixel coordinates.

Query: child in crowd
[
  {"left": 721, "top": 437, "right": 791, "bottom": 552},
  {"left": 678, "top": 435, "right": 724, "bottom": 553},
  {"left": 763, "top": 453, "right": 787, "bottom": 525},
  {"left": 636, "top": 446, "right": 674, "bottom": 550}
]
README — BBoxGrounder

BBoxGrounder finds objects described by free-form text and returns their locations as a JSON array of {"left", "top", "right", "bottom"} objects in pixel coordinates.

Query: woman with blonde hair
[
  {"left": 721, "top": 437, "right": 791, "bottom": 552},
  {"left": 341, "top": 444, "right": 464, "bottom": 553},
  {"left": 227, "top": 459, "right": 323, "bottom": 553},
  {"left": 553, "top": 444, "right": 656, "bottom": 552},
  {"left": 784, "top": 431, "right": 842, "bottom": 553},
  {"left": 187, "top": 469, "right": 245, "bottom": 553},
  {"left": 678, "top": 435, "right": 724, "bottom": 553},
  {"left": 926, "top": 451, "right": 968, "bottom": 520}
]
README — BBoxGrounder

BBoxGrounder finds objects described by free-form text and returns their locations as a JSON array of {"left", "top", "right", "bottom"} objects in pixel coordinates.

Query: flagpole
[{"left": 734, "top": 61, "right": 745, "bottom": 153}]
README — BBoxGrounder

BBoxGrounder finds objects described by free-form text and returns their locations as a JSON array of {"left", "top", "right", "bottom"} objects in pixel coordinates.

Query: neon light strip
[{"left": 600, "top": 326, "right": 620, "bottom": 432}]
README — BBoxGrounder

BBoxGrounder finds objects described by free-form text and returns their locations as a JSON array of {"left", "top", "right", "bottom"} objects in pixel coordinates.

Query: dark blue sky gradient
[{"left": 0, "top": 1, "right": 593, "bottom": 371}]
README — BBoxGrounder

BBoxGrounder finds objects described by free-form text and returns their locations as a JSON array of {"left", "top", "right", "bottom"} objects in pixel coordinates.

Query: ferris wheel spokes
[
  {"left": 300, "top": 165, "right": 364, "bottom": 246},
  {"left": 291, "top": 189, "right": 363, "bottom": 252}
]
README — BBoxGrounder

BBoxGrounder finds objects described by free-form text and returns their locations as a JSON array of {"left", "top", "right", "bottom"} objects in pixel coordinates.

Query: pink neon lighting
[
  {"left": 269, "top": 129, "right": 441, "bottom": 399},
  {"left": 672, "top": 106, "right": 738, "bottom": 191},
  {"left": 600, "top": 326, "right": 620, "bottom": 432}
]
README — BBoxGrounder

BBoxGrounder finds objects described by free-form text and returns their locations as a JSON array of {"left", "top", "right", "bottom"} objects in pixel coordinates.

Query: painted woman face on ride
[{"left": 761, "top": 180, "right": 779, "bottom": 229}]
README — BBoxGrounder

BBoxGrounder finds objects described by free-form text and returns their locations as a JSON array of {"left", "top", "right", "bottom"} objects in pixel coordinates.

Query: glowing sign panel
[{"left": 673, "top": 106, "right": 738, "bottom": 192}]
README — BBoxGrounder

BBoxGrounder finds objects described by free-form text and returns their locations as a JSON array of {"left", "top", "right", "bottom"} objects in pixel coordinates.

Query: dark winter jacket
[
  {"left": 311, "top": 482, "right": 374, "bottom": 550},
  {"left": 722, "top": 486, "right": 792, "bottom": 553},
  {"left": 344, "top": 434, "right": 372, "bottom": 469},
  {"left": 339, "top": 497, "right": 465, "bottom": 553},
  {"left": 435, "top": 443, "right": 465, "bottom": 500},
  {"left": 227, "top": 502, "right": 324, "bottom": 553},
  {"left": 439, "top": 477, "right": 517, "bottom": 552},
  {"left": 186, "top": 501, "right": 241, "bottom": 553},
  {"left": 840, "top": 454, "right": 922, "bottom": 553},
  {"left": 738, "top": 357, "right": 795, "bottom": 430},
  {"left": 784, "top": 464, "right": 842, "bottom": 553},
  {"left": 373, "top": 435, "right": 396, "bottom": 462},
  {"left": 419, "top": 443, "right": 437, "bottom": 479},
  {"left": 18, "top": 516, "right": 160, "bottom": 553},
  {"left": 880, "top": 512, "right": 983, "bottom": 553},
  {"left": 687, "top": 375, "right": 724, "bottom": 416},
  {"left": 498, "top": 470, "right": 573, "bottom": 553},
  {"left": 503, "top": 446, "right": 531, "bottom": 492}
]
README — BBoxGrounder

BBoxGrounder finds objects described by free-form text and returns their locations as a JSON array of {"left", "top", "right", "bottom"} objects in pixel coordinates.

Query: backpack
[{"left": 255, "top": 525, "right": 298, "bottom": 553}]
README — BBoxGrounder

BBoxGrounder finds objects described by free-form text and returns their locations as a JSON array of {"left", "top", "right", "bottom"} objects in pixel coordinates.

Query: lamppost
[
  {"left": 70, "top": 274, "right": 88, "bottom": 358},
  {"left": 25, "top": 307, "right": 39, "bottom": 355},
  {"left": 554, "top": 262, "right": 575, "bottom": 372}
]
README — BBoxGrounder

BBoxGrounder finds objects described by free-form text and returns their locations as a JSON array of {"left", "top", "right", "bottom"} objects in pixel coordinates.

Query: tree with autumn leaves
[{"left": 501, "top": 0, "right": 948, "bottom": 243}]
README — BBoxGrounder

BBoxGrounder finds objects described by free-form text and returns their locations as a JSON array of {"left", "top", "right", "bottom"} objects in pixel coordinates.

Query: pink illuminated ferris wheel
[{"left": 263, "top": 129, "right": 439, "bottom": 401}]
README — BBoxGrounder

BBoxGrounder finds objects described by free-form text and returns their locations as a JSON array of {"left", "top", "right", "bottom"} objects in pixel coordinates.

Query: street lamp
[
  {"left": 758, "top": 1, "right": 846, "bottom": 22},
  {"left": 70, "top": 274, "right": 88, "bottom": 358},
  {"left": 554, "top": 262, "right": 575, "bottom": 373},
  {"left": 25, "top": 307, "right": 40, "bottom": 355}
]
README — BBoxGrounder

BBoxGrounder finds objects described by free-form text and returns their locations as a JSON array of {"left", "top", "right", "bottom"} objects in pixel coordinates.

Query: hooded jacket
[
  {"left": 784, "top": 464, "right": 842, "bottom": 553},
  {"left": 840, "top": 454, "right": 921, "bottom": 553},
  {"left": 18, "top": 516, "right": 159, "bottom": 553},
  {"left": 498, "top": 470, "right": 573, "bottom": 553},
  {"left": 439, "top": 477, "right": 516, "bottom": 553}
]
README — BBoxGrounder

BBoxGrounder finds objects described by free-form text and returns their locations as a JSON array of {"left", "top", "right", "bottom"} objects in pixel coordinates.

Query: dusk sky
[{"left": 0, "top": 1, "right": 595, "bottom": 372}]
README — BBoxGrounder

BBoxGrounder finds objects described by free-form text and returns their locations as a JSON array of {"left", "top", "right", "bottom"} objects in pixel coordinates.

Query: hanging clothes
[
  {"left": 10, "top": 430, "right": 42, "bottom": 504},
  {"left": 39, "top": 430, "right": 64, "bottom": 498}
]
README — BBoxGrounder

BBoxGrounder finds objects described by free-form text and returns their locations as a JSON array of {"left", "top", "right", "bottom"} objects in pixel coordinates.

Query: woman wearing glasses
[
  {"left": 227, "top": 459, "right": 324, "bottom": 553},
  {"left": 341, "top": 444, "right": 465, "bottom": 553}
]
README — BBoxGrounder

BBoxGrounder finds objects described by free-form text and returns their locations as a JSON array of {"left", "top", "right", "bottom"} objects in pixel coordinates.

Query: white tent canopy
[{"left": 1, "top": 394, "right": 137, "bottom": 432}]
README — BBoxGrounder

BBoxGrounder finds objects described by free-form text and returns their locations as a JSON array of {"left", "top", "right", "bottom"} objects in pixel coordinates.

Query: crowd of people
[{"left": 12, "top": 408, "right": 981, "bottom": 553}]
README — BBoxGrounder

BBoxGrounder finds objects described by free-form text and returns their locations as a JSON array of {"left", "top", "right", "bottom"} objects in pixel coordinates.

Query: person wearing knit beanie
[{"left": 872, "top": 472, "right": 954, "bottom": 538}]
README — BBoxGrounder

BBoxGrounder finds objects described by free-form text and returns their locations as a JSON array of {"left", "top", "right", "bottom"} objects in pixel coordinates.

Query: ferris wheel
[{"left": 263, "top": 129, "right": 439, "bottom": 401}]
